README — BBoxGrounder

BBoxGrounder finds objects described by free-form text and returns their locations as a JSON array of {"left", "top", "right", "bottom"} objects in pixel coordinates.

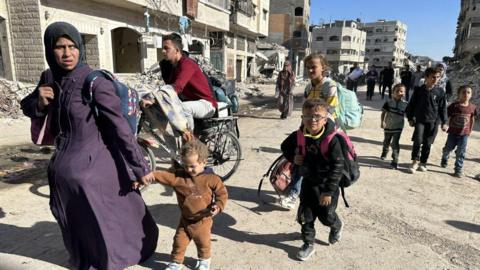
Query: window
[
  {"left": 263, "top": 9, "right": 268, "bottom": 20},
  {"left": 342, "top": 36, "right": 351, "bottom": 41},
  {"left": 293, "top": 31, "right": 301, "bottom": 38},
  {"left": 316, "top": 36, "right": 324, "bottom": 41},
  {"left": 376, "top": 28, "right": 383, "bottom": 33},
  {"left": 375, "top": 38, "right": 381, "bottom": 43},
  {"left": 329, "top": 35, "right": 339, "bottom": 41},
  {"left": 327, "top": 49, "right": 338, "bottom": 55},
  {"left": 366, "top": 39, "right": 371, "bottom": 44},
  {"left": 374, "top": 58, "right": 380, "bottom": 62},
  {"left": 374, "top": 48, "right": 381, "bottom": 52},
  {"left": 394, "top": 38, "right": 398, "bottom": 41},
  {"left": 295, "top": 7, "right": 303, "bottom": 16}
]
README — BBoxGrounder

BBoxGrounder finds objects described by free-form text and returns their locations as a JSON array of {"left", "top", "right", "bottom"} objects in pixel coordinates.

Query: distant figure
[
  {"left": 406, "top": 68, "right": 448, "bottom": 174},
  {"left": 440, "top": 85, "right": 478, "bottom": 178},
  {"left": 380, "top": 84, "right": 408, "bottom": 169},
  {"left": 435, "top": 63, "right": 453, "bottom": 101},
  {"left": 346, "top": 63, "right": 362, "bottom": 93},
  {"left": 400, "top": 64, "right": 413, "bottom": 100},
  {"left": 365, "top": 65, "right": 379, "bottom": 100},
  {"left": 276, "top": 60, "right": 296, "bottom": 119},
  {"left": 379, "top": 62, "right": 395, "bottom": 99},
  {"left": 411, "top": 65, "right": 424, "bottom": 89}
]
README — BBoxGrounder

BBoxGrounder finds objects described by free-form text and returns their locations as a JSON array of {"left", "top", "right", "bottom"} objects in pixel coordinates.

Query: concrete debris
[
  {"left": 448, "top": 63, "right": 480, "bottom": 106},
  {"left": 0, "top": 79, "right": 36, "bottom": 118},
  {"left": 256, "top": 42, "right": 289, "bottom": 79}
]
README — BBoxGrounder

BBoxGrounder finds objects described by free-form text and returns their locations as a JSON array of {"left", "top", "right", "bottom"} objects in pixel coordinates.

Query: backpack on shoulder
[
  {"left": 335, "top": 83, "right": 364, "bottom": 130},
  {"left": 82, "top": 69, "right": 141, "bottom": 135},
  {"left": 319, "top": 129, "right": 360, "bottom": 207},
  {"left": 257, "top": 130, "right": 304, "bottom": 201}
]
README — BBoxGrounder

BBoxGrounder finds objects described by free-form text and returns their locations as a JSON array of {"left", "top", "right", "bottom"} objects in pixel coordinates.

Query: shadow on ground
[{"left": 445, "top": 220, "right": 480, "bottom": 234}]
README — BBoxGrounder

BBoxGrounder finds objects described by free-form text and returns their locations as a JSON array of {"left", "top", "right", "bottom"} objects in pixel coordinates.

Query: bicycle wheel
[{"left": 200, "top": 130, "right": 242, "bottom": 181}]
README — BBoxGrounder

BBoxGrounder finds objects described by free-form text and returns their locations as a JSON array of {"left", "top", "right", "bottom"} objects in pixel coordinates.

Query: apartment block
[
  {"left": 454, "top": 0, "right": 480, "bottom": 60},
  {"left": 362, "top": 20, "right": 407, "bottom": 74},
  {"left": 267, "top": 0, "right": 311, "bottom": 77},
  {"left": 0, "top": 0, "right": 243, "bottom": 83},
  {"left": 311, "top": 20, "right": 366, "bottom": 75}
]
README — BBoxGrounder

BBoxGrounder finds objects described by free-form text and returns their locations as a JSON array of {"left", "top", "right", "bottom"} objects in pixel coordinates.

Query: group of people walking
[{"left": 19, "top": 19, "right": 478, "bottom": 270}]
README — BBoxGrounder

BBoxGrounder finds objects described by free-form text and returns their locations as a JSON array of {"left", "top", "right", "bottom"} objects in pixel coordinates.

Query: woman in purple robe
[{"left": 20, "top": 22, "right": 158, "bottom": 270}]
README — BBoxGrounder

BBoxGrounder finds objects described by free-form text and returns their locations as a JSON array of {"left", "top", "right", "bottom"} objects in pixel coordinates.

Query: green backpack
[{"left": 335, "top": 83, "right": 364, "bottom": 130}]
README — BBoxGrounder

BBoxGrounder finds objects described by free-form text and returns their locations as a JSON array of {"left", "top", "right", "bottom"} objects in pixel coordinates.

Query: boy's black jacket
[
  {"left": 280, "top": 119, "right": 344, "bottom": 196},
  {"left": 406, "top": 85, "right": 448, "bottom": 125}
]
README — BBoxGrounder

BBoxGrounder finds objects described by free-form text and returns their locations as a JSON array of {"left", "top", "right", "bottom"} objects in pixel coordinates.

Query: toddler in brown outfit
[{"left": 137, "top": 139, "right": 228, "bottom": 270}]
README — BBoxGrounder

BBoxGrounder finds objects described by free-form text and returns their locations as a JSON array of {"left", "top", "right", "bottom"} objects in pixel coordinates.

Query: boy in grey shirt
[{"left": 381, "top": 84, "right": 408, "bottom": 169}]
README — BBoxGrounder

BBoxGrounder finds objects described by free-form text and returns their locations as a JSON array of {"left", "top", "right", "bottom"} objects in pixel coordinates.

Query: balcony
[{"left": 196, "top": 0, "right": 231, "bottom": 31}]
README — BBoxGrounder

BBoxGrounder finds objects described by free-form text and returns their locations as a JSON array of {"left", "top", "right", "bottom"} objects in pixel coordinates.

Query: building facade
[
  {"left": 0, "top": 0, "right": 268, "bottom": 83},
  {"left": 362, "top": 20, "right": 407, "bottom": 75},
  {"left": 454, "top": 0, "right": 480, "bottom": 60},
  {"left": 267, "top": 0, "right": 311, "bottom": 77},
  {"left": 311, "top": 20, "right": 366, "bottom": 75}
]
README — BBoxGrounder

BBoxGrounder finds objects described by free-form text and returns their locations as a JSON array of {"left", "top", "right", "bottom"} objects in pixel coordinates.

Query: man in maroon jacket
[{"left": 159, "top": 33, "right": 217, "bottom": 130}]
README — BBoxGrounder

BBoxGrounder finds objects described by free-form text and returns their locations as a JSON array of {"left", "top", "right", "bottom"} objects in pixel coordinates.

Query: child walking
[
  {"left": 380, "top": 84, "right": 408, "bottom": 169},
  {"left": 406, "top": 67, "right": 448, "bottom": 173},
  {"left": 440, "top": 85, "right": 478, "bottom": 177},
  {"left": 280, "top": 53, "right": 339, "bottom": 209},
  {"left": 136, "top": 140, "right": 228, "bottom": 270},
  {"left": 281, "top": 98, "right": 344, "bottom": 261}
]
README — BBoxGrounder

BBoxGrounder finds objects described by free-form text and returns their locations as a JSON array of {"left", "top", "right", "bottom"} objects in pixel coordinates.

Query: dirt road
[{"left": 1, "top": 84, "right": 479, "bottom": 270}]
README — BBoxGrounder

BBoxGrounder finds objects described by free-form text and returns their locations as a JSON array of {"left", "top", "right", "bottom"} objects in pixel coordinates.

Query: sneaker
[
  {"left": 195, "top": 258, "right": 211, "bottom": 270},
  {"left": 328, "top": 220, "right": 343, "bottom": 244},
  {"left": 440, "top": 159, "right": 448, "bottom": 168},
  {"left": 166, "top": 262, "right": 183, "bottom": 270},
  {"left": 418, "top": 163, "right": 428, "bottom": 172},
  {"left": 280, "top": 195, "right": 297, "bottom": 209},
  {"left": 409, "top": 161, "right": 419, "bottom": 174},
  {"left": 390, "top": 162, "right": 398, "bottom": 170},
  {"left": 453, "top": 171, "right": 464, "bottom": 178},
  {"left": 296, "top": 243, "right": 315, "bottom": 261}
]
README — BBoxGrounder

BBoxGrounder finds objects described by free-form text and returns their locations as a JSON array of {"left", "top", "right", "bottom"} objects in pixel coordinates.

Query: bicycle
[{"left": 136, "top": 103, "right": 242, "bottom": 182}]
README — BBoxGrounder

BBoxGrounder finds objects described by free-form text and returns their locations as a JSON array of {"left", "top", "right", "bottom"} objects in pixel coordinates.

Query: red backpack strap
[
  {"left": 296, "top": 129, "right": 306, "bottom": 155},
  {"left": 320, "top": 130, "right": 337, "bottom": 160}
]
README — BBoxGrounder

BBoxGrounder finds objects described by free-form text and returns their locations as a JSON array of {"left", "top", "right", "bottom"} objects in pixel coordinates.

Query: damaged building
[
  {"left": 454, "top": 0, "right": 480, "bottom": 63},
  {"left": 0, "top": 0, "right": 269, "bottom": 83}
]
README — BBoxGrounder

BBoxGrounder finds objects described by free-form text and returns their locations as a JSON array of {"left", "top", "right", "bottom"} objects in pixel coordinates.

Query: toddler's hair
[
  {"left": 180, "top": 139, "right": 209, "bottom": 163},
  {"left": 393, "top": 83, "right": 406, "bottom": 92},
  {"left": 424, "top": 67, "right": 439, "bottom": 77},
  {"left": 304, "top": 52, "right": 330, "bottom": 70},
  {"left": 457, "top": 85, "right": 473, "bottom": 95},
  {"left": 302, "top": 98, "right": 330, "bottom": 112}
]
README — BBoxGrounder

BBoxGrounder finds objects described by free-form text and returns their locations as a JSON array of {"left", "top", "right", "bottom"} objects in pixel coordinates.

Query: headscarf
[
  {"left": 43, "top": 22, "right": 85, "bottom": 80},
  {"left": 277, "top": 61, "right": 295, "bottom": 92},
  {"left": 435, "top": 62, "right": 448, "bottom": 88}
]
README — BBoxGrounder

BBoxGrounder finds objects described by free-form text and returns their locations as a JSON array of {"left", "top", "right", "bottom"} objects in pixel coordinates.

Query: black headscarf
[{"left": 43, "top": 22, "right": 85, "bottom": 80}]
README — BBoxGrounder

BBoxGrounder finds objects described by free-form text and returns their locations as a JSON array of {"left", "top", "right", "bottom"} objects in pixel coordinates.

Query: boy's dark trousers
[
  {"left": 382, "top": 131, "right": 402, "bottom": 163},
  {"left": 411, "top": 122, "right": 439, "bottom": 164},
  {"left": 381, "top": 83, "right": 393, "bottom": 99},
  {"left": 366, "top": 80, "right": 375, "bottom": 99},
  {"left": 298, "top": 188, "right": 341, "bottom": 245}
]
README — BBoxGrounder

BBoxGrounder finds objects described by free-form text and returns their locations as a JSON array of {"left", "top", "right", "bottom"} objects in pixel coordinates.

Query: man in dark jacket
[
  {"left": 406, "top": 67, "right": 448, "bottom": 173},
  {"left": 380, "top": 62, "right": 395, "bottom": 99},
  {"left": 400, "top": 64, "right": 413, "bottom": 100},
  {"left": 281, "top": 98, "right": 344, "bottom": 261}
]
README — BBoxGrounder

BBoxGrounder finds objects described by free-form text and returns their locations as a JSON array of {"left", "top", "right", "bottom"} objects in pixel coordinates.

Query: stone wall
[
  {"left": 83, "top": 34, "right": 100, "bottom": 69},
  {"left": 7, "top": 0, "right": 44, "bottom": 83}
]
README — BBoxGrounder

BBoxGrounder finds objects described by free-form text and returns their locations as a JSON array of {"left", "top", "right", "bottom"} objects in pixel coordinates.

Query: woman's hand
[
  {"left": 210, "top": 204, "right": 220, "bottom": 216},
  {"left": 38, "top": 85, "right": 54, "bottom": 110},
  {"left": 140, "top": 172, "right": 155, "bottom": 185}
]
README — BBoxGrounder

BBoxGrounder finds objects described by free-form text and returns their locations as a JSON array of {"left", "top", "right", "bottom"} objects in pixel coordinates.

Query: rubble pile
[
  {"left": 0, "top": 79, "right": 35, "bottom": 119},
  {"left": 235, "top": 82, "right": 264, "bottom": 97},
  {"left": 255, "top": 42, "right": 289, "bottom": 80},
  {"left": 448, "top": 63, "right": 480, "bottom": 106}
]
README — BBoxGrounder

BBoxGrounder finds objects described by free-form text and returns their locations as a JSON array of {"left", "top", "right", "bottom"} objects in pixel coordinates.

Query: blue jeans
[
  {"left": 287, "top": 168, "right": 303, "bottom": 198},
  {"left": 441, "top": 133, "right": 469, "bottom": 173}
]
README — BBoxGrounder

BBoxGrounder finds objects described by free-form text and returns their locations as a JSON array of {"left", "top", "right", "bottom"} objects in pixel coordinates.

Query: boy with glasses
[{"left": 281, "top": 98, "right": 344, "bottom": 261}]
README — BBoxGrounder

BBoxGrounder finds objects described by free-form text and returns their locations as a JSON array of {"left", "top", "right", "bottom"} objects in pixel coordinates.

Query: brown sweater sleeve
[
  {"left": 210, "top": 176, "right": 228, "bottom": 212},
  {"left": 153, "top": 171, "right": 176, "bottom": 186}
]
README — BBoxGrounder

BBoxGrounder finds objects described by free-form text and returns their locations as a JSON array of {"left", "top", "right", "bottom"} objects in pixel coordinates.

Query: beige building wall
[
  {"left": 454, "top": 0, "right": 480, "bottom": 59},
  {"left": 0, "top": 0, "right": 15, "bottom": 80}
]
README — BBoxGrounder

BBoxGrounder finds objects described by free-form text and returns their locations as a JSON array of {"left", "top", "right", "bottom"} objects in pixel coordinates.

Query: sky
[{"left": 310, "top": 0, "right": 461, "bottom": 61}]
